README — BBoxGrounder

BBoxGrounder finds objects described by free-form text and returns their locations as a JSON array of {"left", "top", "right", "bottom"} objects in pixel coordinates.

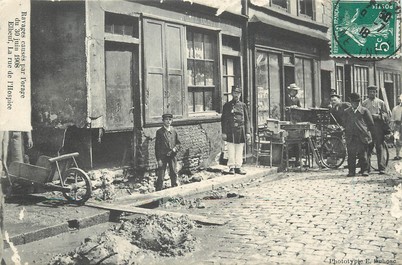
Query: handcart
[{"left": 2, "top": 152, "right": 92, "bottom": 204}]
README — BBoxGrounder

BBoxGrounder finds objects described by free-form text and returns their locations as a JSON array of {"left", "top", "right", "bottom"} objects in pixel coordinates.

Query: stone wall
[{"left": 137, "top": 122, "right": 222, "bottom": 172}]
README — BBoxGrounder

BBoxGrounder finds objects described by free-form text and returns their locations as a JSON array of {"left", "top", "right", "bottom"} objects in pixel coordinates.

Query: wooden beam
[{"left": 86, "top": 202, "right": 227, "bottom": 226}]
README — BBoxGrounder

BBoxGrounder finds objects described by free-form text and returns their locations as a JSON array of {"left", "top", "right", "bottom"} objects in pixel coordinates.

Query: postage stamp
[{"left": 331, "top": 0, "right": 401, "bottom": 59}]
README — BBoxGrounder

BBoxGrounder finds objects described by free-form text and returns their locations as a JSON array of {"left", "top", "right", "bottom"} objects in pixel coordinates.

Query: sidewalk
[{"left": 3, "top": 165, "right": 278, "bottom": 246}]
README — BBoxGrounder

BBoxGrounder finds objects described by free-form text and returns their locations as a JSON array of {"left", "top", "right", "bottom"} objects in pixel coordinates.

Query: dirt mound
[
  {"left": 49, "top": 214, "right": 197, "bottom": 264},
  {"left": 117, "top": 214, "right": 197, "bottom": 256}
]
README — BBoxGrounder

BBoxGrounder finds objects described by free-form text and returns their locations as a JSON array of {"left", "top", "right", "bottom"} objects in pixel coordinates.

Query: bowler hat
[
  {"left": 329, "top": 89, "right": 341, "bottom": 98},
  {"left": 349, "top": 93, "right": 361, "bottom": 102},
  {"left": 162, "top": 113, "right": 173, "bottom": 119},
  {"left": 231, "top": 86, "right": 242, "bottom": 93},
  {"left": 287, "top": 83, "right": 300, "bottom": 90},
  {"left": 367, "top": 85, "right": 378, "bottom": 90}
]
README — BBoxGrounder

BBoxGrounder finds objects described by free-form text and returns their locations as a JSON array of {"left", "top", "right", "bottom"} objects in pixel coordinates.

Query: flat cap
[
  {"left": 330, "top": 89, "right": 341, "bottom": 98},
  {"left": 367, "top": 85, "right": 378, "bottom": 90},
  {"left": 231, "top": 86, "right": 242, "bottom": 93},
  {"left": 162, "top": 113, "right": 173, "bottom": 119}
]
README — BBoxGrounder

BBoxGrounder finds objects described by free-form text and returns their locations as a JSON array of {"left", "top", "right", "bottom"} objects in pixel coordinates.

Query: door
[
  {"left": 384, "top": 81, "right": 394, "bottom": 110},
  {"left": 344, "top": 65, "right": 352, "bottom": 102},
  {"left": 105, "top": 42, "right": 135, "bottom": 131}
]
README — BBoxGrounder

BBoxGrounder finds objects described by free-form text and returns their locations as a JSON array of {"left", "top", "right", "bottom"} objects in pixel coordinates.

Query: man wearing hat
[
  {"left": 221, "top": 86, "right": 251, "bottom": 175},
  {"left": 344, "top": 93, "right": 375, "bottom": 177},
  {"left": 329, "top": 89, "right": 351, "bottom": 126},
  {"left": 155, "top": 113, "right": 181, "bottom": 191},
  {"left": 285, "top": 83, "right": 301, "bottom": 108},
  {"left": 362, "top": 85, "right": 389, "bottom": 174}
]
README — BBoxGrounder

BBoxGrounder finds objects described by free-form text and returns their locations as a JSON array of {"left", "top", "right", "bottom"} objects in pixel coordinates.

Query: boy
[{"left": 155, "top": 113, "right": 181, "bottom": 191}]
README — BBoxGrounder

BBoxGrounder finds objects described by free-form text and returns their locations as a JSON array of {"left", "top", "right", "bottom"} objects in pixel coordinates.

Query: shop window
[
  {"left": 354, "top": 66, "right": 369, "bottom": 99},
  {"left": 295, "top": 57, "right": 314, "bottom": 108},
  {"left": 299, "top": 0, "right": 314, "bottom": 19},
  {"left": 187, "top": 29, "right": 217, "bottom": 113},
  {"left": 336, "top": 65, "right": 344, "bottom": 97},
  {"left": 256, "top": 51, "right": 281, "bottom": 124},
  {"left": 271, "top": 0, "right": 288, "bottom": 11},
  {"left": 105, "top": 12, "right": 139, "bottom": 38}
]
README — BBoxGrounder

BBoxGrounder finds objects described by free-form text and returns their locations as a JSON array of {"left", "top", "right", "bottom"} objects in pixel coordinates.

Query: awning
[{"left": 249, "top": 14, "right": 329, "bottom": 42}]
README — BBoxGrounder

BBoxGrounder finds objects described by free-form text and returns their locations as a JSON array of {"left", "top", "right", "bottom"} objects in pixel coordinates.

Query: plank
[{"left": 86, "top": 202, "right": 227, "bottom": 226}]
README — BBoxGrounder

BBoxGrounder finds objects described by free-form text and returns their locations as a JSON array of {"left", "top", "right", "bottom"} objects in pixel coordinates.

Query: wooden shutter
[
  {"left": 143, "top": 19, "right": 165, "bottom": 121},
  {"left": 165, "top": 23, "right": 185, "bottom": 118},
  {"left": 143, "top": 19, "right": 185, "bottom": 122}
]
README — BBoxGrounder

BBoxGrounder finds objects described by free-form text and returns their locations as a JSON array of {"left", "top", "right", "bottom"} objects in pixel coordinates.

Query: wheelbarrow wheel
[{"left": 62, "top": 168, "right": 92, "bottom": 204}]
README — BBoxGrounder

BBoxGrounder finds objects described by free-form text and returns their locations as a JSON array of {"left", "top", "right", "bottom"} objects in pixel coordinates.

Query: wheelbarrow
[{"left": 1, "top": 152, "right": 92, "bottom": 204}]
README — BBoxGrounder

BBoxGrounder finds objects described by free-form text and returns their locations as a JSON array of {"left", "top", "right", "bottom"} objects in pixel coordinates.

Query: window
[
  {"left": 271, "top": 0, "right": 288, "bottom": 11},
  {"left": 256, "top": 51, "right": 281, "bottom": 124},
  {"left": 187, "top": 29, "right": 217, "bottom": 113},
  {"left": 222, "top": 57, "right": 241, "bottom": 103},
  {"left": 105, "top": 12, "right": 139, "bottom": 38},
  {"left": 299, "top": 0, "right": 314, "bottom": 19},
  {"left": 336, "top": 65, "right": 344, "bottom": 97},
  {"left": 295, "top": 57, "right": 314, "bottom": 108},
  {"left": 354, "top": 66, "right": 369, "bottom": 99}
]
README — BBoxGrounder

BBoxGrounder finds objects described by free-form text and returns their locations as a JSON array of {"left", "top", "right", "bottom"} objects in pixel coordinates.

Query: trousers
[
  {"left": 347, "top": 135, "right": 369, "bottom": 174},
  {"left": 156, "top": 156, "right": 178, "bottom": 191},
  {"left": 227, "top": 142, "right": 244, "bottom": 169}
]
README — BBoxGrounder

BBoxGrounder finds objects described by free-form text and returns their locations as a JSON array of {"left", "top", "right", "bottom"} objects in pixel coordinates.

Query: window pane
[
  {"left": 295, "top": 57, "right": 305, "bottom": 107},
  {"left": 187, "top": 60, "right": 194, "bottom": 86},
  {"left": 194, "top": 33, "right": 204, "bottom": 59},
  {"left": 205, "top": 61, "right": 214, "bottom": 86},
  {"left": 272, "top": 0, "right": 288, "bottom": 9},
  {"left": 205, "top": 89, "right": 213, "bottom": 111},
  {"left": 124, "top": 25, "right": 134, "bottom": 36},
  {"left": 223, "top": 59, "right": 227, "bottom": 76},
  {"left": 188, "top": 91, "right": 194, "bottom": 113},
  {"left": 304, "top": 59, "right": 313, "bottom": 108},
  {"left": 269, "top": 54, "right": 281, "bottom": 120},
  {"left": 195, "top": 61, "right": 205, "bottom": 86},
  {"left": 256, "top": 51, "right": 269, "bottom": 125},
  {"left": 227, "top": 58, "right": 234, "bottom": 76},
  {"left": 187, "top": 32, "right": 194, "bottom": 58},
  {"left": 204, "top": 34, "right": 214, "bottom": 60},
  {"left": 105, "top": 25, "right": 113, "bottom": 33},
  {"left": 227, "top": 77, "right": 234, "bottom": 94},
  {"left": 194, "top": 91, "right": 204, "bottom": 112}
]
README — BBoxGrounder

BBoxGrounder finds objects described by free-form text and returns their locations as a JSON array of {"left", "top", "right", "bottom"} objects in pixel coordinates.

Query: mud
[{"left": 49, "top": 214, "right": 197, "bottom": 264}]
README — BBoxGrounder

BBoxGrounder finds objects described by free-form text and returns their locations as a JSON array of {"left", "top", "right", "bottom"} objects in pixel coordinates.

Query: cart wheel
[
  {"left": 320, "top": 137, "right": 346, "bottom": 169},
  {"left": 62, "top": 168, "right": 92, "bottom": 204}
]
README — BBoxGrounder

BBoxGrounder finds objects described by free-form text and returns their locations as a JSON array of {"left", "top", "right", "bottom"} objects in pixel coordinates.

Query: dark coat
[
  {"left": 330, "top": 102, "right": 351, "bottom": 126},
  {"left": 221, "top": 99, "right": 251, "bottom": 143},
  {"left": 285, "top": 94, "right": 301, "bottom": 107},
  {"left": 343, "top": 105, "right": 375, "bottom": 145},
  {"left": 155, "top": 126, "right": 181, "bottom": 161}
]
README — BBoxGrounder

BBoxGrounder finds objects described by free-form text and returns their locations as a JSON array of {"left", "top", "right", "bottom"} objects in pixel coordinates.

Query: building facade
[{"left": 29, "top": 0, "right": 401, "bottom": 170}]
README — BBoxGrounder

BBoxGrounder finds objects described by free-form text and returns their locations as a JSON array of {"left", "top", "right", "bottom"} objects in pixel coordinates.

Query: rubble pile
[
  {"left": 88, "top": 169, "right": 120, "bottom": 201},
  {"left": 161, "top": 196, "right": 206, "bottom": 209},
  {"left": 119, "top": 214, "right": 197, "bottom": 256},
  {"left": 49, "top": 214, "right": 197, "bottom": 264}
]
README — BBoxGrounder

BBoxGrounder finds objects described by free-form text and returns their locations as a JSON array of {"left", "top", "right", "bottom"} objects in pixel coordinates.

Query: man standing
[
  {"left": 155, "top": 113, "right": 181, "bottom": 191},
  {"left": 344, "top": 93, "right": 375, "bottom": 177},
  {"left": 329, "top": 89, "right": 351, "bottom": 126},
  {"left": 391, "top": 94, "right": 402, "bottom": 160},
  {"left": 362, "top": 85, "right": 389, "bottom": 174},
  {"left": 221, "top": 86, "right": 251, "bottom": 175}
]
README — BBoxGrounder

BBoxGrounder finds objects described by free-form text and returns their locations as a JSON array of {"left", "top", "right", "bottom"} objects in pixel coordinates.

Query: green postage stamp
[{"left": 332, "top": 0, "right": 401, "bottom": 59}]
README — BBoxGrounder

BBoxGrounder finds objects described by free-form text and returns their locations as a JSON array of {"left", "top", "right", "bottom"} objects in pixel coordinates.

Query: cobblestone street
[{"left": 149, "top": 164, "right": 402, "bottom": 265}]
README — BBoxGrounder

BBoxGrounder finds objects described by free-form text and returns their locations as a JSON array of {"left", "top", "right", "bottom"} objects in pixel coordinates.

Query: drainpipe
[{"left": 241, "top": 0, "right": 248, "bottom": 17}]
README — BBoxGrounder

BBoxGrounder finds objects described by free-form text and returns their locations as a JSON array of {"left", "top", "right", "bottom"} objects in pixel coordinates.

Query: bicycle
[{"left": 369, "top": 141, "right": 390, "bottom": 171}]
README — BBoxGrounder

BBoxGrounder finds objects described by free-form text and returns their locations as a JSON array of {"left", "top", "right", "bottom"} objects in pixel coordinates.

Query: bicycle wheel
[
  {"left": 370, "top": 142, "right": 389, "bottom": 171},
  {"left": 320, "top": 137, "right": 346, "bottom": 169},
  {"left": 62, "top": 168, "right": 92, "bottom": 204}
]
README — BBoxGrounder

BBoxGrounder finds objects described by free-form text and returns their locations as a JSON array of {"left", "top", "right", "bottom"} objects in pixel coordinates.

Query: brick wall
[{"left": 137, "top": 121, "right": 222, "bottom": 172}]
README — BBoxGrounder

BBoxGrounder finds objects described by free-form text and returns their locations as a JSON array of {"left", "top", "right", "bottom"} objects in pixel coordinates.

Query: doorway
[{"left": 320, "top": 70, "right": 331, "bottom": 107}]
